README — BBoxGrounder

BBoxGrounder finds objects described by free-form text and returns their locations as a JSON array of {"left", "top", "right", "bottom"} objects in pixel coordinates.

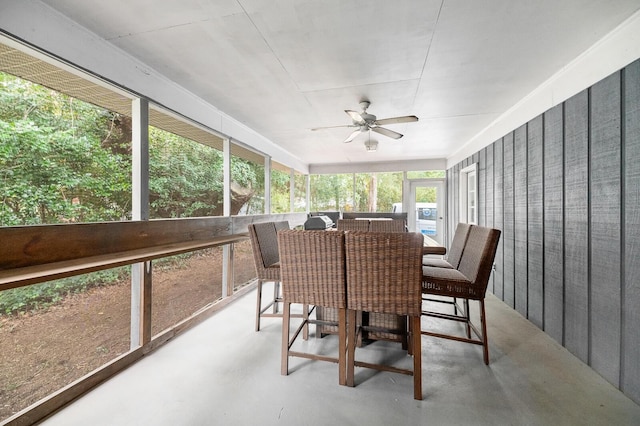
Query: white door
[{"left": 406, "top": 180, "right": 445, "bottom": 244}]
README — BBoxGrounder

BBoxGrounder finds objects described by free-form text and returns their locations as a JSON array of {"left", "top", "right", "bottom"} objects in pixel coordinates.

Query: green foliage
[
  {"left": 1, "top": 71, "right": 268, "bottom": 223},
  {"left": 149, "top": 128, "right": 224, "bottom": 217},
  {"left": 0, "top": 72, "right": 265, "bottom": 314},
  {"left": 310, "top": 172, "right": 403, "bottom": 212},
  {"left": 270, "top": 168, "right": 290, "bottom": 213},
  {"left": 310, "top": 174, "right": 354, "bottom": 211},
  {"left": 0, "top": 72, "right": 131, "bottom": 225}
]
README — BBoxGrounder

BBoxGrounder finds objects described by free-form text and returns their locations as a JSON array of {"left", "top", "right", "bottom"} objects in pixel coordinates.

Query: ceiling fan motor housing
[{"left": 359, "top": 112, "right": 376, "bottom": 123}]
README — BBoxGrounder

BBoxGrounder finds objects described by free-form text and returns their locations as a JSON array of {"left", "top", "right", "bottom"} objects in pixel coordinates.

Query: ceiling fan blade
[
  {"left": 311, "top": 124, "right": 357, "bottom": 131},
  {"left": 345, "top": 110, "right": 365, "bottom": 124},
  {"left": 343, "top": 129, "right": 362, "bottom": 143},
  {"left": 374, "top": 115, "right": 419, "bottom": 126},
  {"left": 372, "top": 126, "right": 403, "bottom": 139}
]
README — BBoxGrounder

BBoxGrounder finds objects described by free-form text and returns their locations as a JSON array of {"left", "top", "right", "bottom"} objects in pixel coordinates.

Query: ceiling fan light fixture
[{"left": 364, "top": 139, "right": 378, "bottom": 152}]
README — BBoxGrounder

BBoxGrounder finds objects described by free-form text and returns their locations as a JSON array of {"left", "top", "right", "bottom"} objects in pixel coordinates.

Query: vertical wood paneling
[
  {"left": 485, "top": 144, "right": 495, "bottom": 293},
  {"left": 514, "top": 125, "right": 528, "bottom": 316},
  {"left": 486, "top": 144, "right": 495, "bottom": 229},
  {"left": 623, "top": 59, "right": 640, "bottom": 403},
  {"left": 543, "top": 104, "right": 565, "bottom": 344},
  {"left": 454, "top": 163, "right": 460, "bottom": 233},
  {"left": 503, "top": 132, "right": 515, "bottom": 307},
  {"left": 479, "top": 148, "right": 486, "bottom": 227},
  {"left": 493, "top": 138, "right": 504, "bottom": 299},
  {"left": 445, "top": 59, "right": 640, "bottom": 406},
  {"left": 564, "top": 90, "right": 590, "bottom": 363},
  {"left": 590, "top": 72, "right": 622, "bottom": 385},
  {"left": 527, "top": 115, "right": 544, "bottom": 329},
  {"left": 447, "top": 168, "right": 454, "bottom": 246}
]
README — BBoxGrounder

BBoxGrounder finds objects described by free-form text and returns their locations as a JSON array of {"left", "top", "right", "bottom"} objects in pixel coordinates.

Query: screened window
[{"left": 0, "top": 71, "right": 132, "bottom": 225}]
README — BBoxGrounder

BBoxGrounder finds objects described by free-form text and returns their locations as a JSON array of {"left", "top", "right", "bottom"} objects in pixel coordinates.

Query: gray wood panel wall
[
  {"left": 493, "top": 138, "right": 504, "bottom": 300},
  {"left": 485, "top": 144, "right": 495, "bottom": 293},
  {"left": 589, "top": 72, "right": 622, "bottom": 386},
  {"left": 543, "top": 104, "right": 564, "bottom": 343},
  {"left": 503, "top": 133, "right": 515, "bottom": 308},
  {"left": 563, "top": 89, "right": 590, "bottom": 363},
  {"left": 446, "top": 58, "right": 640, "bottom": 405},
  {"left": 527, "top": 116, "right": 544, "bottom": 329},
  {"left": 623, "top": 60, "right": 640, "bottom": 404},
  {"left": 514, "top": 125, "right": 528, "bottom": 317}
]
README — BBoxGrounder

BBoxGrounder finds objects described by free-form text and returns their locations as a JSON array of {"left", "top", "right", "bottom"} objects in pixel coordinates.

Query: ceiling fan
[{"left": 311, "top": 101, "right": 418, "bottom": 143}]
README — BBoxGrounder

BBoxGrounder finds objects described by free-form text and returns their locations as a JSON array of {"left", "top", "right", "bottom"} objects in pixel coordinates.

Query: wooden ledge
[
  {"left": 0, "top": 234, "right": 247, "bottom": 291},
  {"left": 0, "top": 218, "right": 249, "bottom": 291}
]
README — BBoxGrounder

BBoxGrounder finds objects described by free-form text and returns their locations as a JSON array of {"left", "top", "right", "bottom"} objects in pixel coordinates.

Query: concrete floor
[{"left": 41, "top": 289, "right": 640, "bottom": 426}]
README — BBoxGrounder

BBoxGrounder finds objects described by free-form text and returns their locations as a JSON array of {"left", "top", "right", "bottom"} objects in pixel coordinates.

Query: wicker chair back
[{"left": 368, "top": 219, "right": 406, "bottom": 233}]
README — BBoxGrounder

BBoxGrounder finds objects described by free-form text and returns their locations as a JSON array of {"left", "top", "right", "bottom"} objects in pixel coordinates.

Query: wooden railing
[
  {"left": 0, "top": 213, "right": 306, "bottom": 426},
  {"left": 0, "top": 214, "right": 306, "bottom": 291}
]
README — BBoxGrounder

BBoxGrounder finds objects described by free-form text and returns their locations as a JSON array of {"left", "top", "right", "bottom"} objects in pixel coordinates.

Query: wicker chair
[
  {"left": 336, "top": 218, "right": 370, "bottom": 231},
  {"left": 421, "top": 225, "right": 501, "bottom": 365},
  {"left": 368, "top": 219, "right": 406, "bottom": 233},
  {"left": 278, "top": 230, "right": 348, "bottom": 385},
  {"left": 422, "top": 223, "right": 473, "bottom": 316},
  {"left": 423, "top": 222, "right": 472, "bottom": 268},
  {"left": 345, "top": 231, "right": 424, "bottom": 400},
  {"left": 274, "top": 220, "right": 290, "bottom": 232},
  {"left": 248, "top": 222, "right": 290, "bottom": 332},
  {"left": 365, "top": 217, "right": 411, "bottom": 345}
]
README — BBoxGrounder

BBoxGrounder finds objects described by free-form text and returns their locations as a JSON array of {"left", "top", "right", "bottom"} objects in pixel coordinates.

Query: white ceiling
[{"left": 39, "top": 0, "right": 640, "bottom": 167}]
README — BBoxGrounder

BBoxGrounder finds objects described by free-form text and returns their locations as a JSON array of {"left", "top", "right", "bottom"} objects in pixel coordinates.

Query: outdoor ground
[{"left": 0, "top": 243, "right": 256, "bottom": 421}]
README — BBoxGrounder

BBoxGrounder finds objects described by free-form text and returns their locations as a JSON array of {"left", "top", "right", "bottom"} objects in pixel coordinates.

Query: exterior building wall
[{"left": 447, "top": 59, "right": 640, "bottom": 405}]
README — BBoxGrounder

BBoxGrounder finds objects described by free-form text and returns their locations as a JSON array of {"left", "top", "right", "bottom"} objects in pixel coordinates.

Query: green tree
[
  {"left": 149, "top": 128, "right": 224, "bottom": 217},
  {"left": 271, "top": 168, "right": 290, "bottom": 213},
  {"left": 310, "top": 174, "right": 353, "bottom": 211},
  {"left": 0, "top": 72, "right": 131, "bottom": 225}
]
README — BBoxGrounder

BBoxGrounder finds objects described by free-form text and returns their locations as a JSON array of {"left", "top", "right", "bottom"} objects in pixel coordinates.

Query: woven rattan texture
[
  {"left": 368, "top": 219, "right": 406, "bottom": 233},
  {"left": 336, "top": 219, "right": 370, "bottom": 231},
  {"left": 278, "top": 230, "right": 347, "bottom": 308},
  {"left": 345, "top": 231, "right": 423, "bottom": 316}
]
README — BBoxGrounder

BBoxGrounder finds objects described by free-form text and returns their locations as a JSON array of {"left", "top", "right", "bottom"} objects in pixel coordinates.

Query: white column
[
  {"left": 264, "top": 157, "right": 271, "bottom": 214},
  {"left": 290, "top": 168, "right": 295, "bottom": 213},
  {"left": 222, "top": 138, "right": 233, "bottom": 298},
  {"left": 130, "top": 98, "right": 151, "bottom": 349},
  {"left": 306, "top": 174, "right": 311, "bottom": 214}
]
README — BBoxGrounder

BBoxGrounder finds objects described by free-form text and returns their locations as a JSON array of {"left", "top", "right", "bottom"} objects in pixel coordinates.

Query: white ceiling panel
[{"left": 37, "top": 0, "right": 640, "bottom": 167}]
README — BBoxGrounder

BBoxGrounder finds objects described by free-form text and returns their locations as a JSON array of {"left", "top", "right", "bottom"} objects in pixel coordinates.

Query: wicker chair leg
[
  {"left": 255, "top": 279, "right": 264, "bottom": 332},
  {"left": 346, "top": 309, "right": 358, "bottom": 387},
  {"left": 480, "top": 299, "right": 489, "bottom": 365},
  {"left": 464, "top": 299, "right": 471, "bottom": 339},
  {"left": 273, "top": 281, "right": 280, "bottom": 314},
  {"left": 400, "top": 315, "right": 408, "bottom": 351},
  {"left": 410, "top": 315, "right": 423, "bottom": 400},
  {"left": 338, "top": 308, "right": 347, "bottom": 386},
  {"left": 303, "top": 304, "right": 309, "bottom": 340},
  {"left": 281, "top": 302, "right": 291, "bottom": 375}
]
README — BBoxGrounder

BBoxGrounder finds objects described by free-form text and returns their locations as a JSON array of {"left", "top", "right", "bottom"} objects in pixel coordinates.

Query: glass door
[{"left": 406, "top": 180, "right": 445, "bottom": 244}]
